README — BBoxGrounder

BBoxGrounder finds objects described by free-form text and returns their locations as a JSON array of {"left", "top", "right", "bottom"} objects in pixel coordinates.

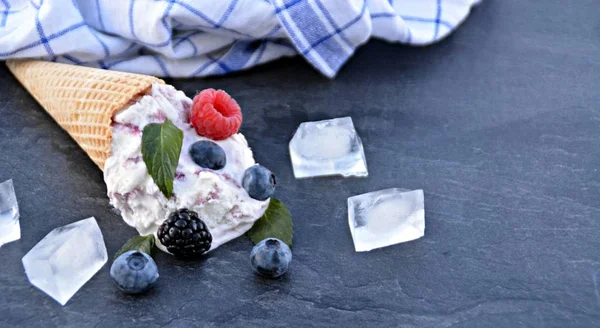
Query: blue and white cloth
[{"left": 0, "top": 0, "right": 480, "bottom": 78}]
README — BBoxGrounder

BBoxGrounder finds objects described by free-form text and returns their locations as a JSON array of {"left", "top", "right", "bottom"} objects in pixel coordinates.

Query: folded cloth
[{"left": 0, "top": 0, "right": 480, "bottom": 78}]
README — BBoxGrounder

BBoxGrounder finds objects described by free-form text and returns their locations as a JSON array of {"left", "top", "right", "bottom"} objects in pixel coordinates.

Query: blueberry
[
  {"left": 250, "top": 238, "right": 292, "bottom": 278},
  {"left": 242, "top": 165, "right": 276, "bottom": 201},
  {"left": 110, "top": 251, "right": 159, "bottom": 294},
  {"left": 189, "top": 140, "right": 226, "bottom": 170}
]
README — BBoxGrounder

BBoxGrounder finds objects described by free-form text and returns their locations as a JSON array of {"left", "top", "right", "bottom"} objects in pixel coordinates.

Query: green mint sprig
[
  {"left": 113, "top": 235, "right": 156, "bottom": 261},
  {"left": 246, "top": 198, "right": 293, "bottom": 246},
  {"left": 141, "top": 119, "right": 183, "bottom": 199}
]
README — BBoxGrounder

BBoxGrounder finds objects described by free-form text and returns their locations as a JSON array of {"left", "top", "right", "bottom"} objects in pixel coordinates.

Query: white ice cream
[{"left": 104, "top": 83, "right": 269, "bottom": 252}]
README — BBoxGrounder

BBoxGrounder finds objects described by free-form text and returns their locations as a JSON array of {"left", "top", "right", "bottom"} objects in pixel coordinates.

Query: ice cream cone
[{"left": 6, "top": 60, "right": 164, "bottom": 170}]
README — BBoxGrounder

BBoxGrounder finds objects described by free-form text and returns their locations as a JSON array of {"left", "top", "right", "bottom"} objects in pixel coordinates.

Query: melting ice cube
[
  {"left": 0, "top": 179, "right": 20, "bottom": 247},
  {"left": 289, "top": 117, "right": 368, "bottom": 179},
  {"left": 348, "top": 188, "right": 425, "bottom": 252},
  {"left": 22, "top": 217, "right": 108, "bottom": 305}
]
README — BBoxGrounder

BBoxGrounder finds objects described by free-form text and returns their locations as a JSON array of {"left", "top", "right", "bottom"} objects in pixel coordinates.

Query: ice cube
[
  {"left": 348, "top": 188, "right": 425, "bottom": 252},
  {"left": 22, "top": 217, "right": 108, "bottom": 305},
  {"left": 289, "top": 117, "right": 368, "bottom": 179},
  {"left": 0, "top": 179, "right": 20, "bottom": 247}
]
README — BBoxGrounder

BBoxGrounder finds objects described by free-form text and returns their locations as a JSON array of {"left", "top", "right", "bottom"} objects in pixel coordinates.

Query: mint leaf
[
  {"left": 246, "top": 198, "right": 293, "bottom": 246},
  {"left": 142, "top": 119, "right": 183, "bottom": 199},
  {"left": 113, "top": 235, "right": 156, "bottom": 261}
]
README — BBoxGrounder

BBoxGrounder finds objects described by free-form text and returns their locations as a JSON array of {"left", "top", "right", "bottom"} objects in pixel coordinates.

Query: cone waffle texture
[{"left": 6, "top": 60, "right": 164, "bottom": 170}]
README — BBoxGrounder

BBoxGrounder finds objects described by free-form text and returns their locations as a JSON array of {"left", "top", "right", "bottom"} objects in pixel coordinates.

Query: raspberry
[{"left": 190, "top": 89, "right": 242, "bottom": 140}]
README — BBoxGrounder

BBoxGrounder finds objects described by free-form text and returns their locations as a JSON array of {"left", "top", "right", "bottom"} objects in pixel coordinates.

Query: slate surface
[{"left": 1, "top": 1, "right": 600, "bottom": 327}]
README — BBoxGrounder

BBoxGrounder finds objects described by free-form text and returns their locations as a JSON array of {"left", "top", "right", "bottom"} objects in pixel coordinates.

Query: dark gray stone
[{"left": 1, "top": 1, "right": 600, "bottom": 327}]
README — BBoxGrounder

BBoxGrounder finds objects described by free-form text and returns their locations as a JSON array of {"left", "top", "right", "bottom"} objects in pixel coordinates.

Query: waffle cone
[{"left": 6, "top": 60, "right": 164, "bottom": 170}]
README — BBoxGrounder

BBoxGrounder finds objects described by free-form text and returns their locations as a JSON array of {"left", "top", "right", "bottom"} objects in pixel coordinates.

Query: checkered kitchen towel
[{"left": 0, "top": 0, "right": 480, "bottom": 78}]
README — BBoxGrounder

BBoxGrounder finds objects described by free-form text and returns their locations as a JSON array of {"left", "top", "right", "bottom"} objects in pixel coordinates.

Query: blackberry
[{"left": 157, "top": 209, "right": 212, "bottom": 258}]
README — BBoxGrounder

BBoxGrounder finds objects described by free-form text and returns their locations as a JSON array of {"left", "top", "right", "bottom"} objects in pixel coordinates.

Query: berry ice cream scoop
[
  {"left": 6, "top": 60, "right": 270, "bottom": 255},
  {"left": 104, "top": 84, "right": 270, "bottom": 253}
]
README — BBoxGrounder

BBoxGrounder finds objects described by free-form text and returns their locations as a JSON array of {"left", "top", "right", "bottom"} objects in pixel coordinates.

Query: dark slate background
[{"left": 1, "top": 1, "right": 599, "bottom": 327}]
